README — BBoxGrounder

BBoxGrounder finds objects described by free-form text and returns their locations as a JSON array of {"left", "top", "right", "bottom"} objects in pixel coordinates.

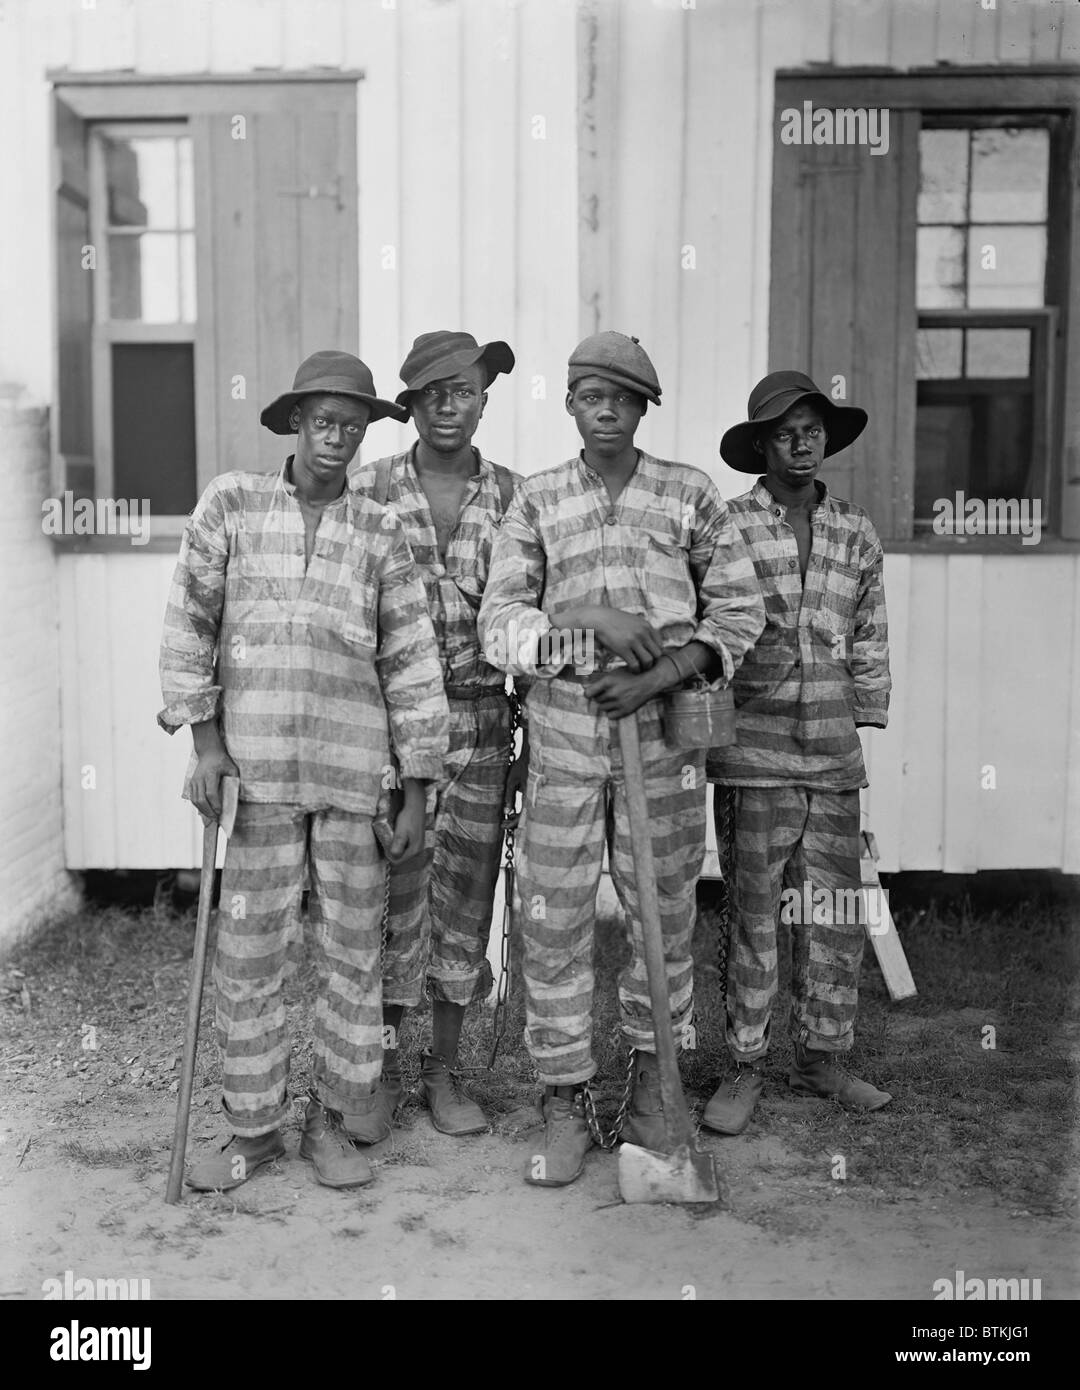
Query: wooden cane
[{"left": 165, "top": 776, "right": 239, "bottom": 1204}]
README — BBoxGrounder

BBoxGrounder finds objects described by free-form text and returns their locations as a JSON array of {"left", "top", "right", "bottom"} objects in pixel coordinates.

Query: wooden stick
[{"left": 615, "top": 712, "right": 696, "bottom": 1151}]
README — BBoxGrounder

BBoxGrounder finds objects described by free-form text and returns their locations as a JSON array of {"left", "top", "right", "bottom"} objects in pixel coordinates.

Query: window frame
[{"left": 49, "top": 71, "right": 363, "bottom": 551}]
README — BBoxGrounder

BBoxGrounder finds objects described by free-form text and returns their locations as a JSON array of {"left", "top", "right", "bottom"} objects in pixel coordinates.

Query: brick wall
[{"left": 0, "top": 395, "right": 81, "bottom": 955}]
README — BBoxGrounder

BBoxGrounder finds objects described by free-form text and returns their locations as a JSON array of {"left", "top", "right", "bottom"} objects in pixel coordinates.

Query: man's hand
[
  {"left": 584, "top": 667, "right": 665, "bottom": 720},
  {"left": 189, "top": 723, "right": 240, "bottom": 821},
  {"left": 386, "top": 778, "right": 427, "bottom": 863},
  {"left": 556, "top": 604, "right": 665, "bottom": 673},
  {"left": 502, "top": 729, "right": 529, "bottom": 829},
  {"left": 589, "top": 608, "right": 665, "bottom": 673}
]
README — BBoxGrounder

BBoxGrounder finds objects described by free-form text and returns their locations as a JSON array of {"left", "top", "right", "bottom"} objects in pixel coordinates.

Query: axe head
[
  {"left": 618, "top": 1141, "right": 724, "bottom": 1206},
  {"left": 219, "top": 776, "right": 240, "bottom": 839}
]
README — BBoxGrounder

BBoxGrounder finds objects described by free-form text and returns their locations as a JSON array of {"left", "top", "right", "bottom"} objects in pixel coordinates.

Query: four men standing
[{"left": 160, "top": 343, "right": 891, "bottom": 1195}]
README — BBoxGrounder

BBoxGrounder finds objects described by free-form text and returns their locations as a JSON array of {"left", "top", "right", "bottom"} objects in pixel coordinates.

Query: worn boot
[
  {"left": 186, "top": 1130, "right": 285, "bottom": 1192},
  {"left": 342, "top": 1062, "right": 403, "bottom": 1145},
  {"left": 523, "top": 1088, "right": 594, "bottom": 1187},
  {"left": 702, "top": 1059, "right": 766, "bottom": 1136},
  {"left": 299, "top": 1100, "right": 374, "bottom": 1188},
  {"left": 789, "top": 1042, "right": 892, "bottom": 1110},
  {"left": 619, "top": 1052, "right": 668, "bottom": 1151},
  {"left": 420, "top": 1050, "right": 487, "bottom": 1136}
]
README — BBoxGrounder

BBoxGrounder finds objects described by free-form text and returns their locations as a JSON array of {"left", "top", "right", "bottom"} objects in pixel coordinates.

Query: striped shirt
[
  {"left": 477, "top": 451, "right": 766, "bottom": 681},
  {"left": 158, "top": 461, "right": 449, "bottom": 813},
  {"left": 706, "top": 478, "right": 890, "bottom": 790},
  {"left": 350, "top": 448, "right": 520, "bottom": 692}
]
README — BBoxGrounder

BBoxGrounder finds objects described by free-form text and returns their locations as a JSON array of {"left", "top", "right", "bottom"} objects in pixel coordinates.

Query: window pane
[
  {"left": 967, "top": 226, "right": 1046, "bottom": 307},
  {"left": 965, "top": 328, "right": 1031, "bottom": 379},
  {"left": 917, "top": 226, "right": 965, "bottom": 307},
  {"left": 104, "top": 136, "right": 178, "bottom": 229},
  {"left": 177, "top": 137, "right": 195, "bottom": 229},
  {"left": 970, "top": 128, "right": 1048, "bottom": 224},
  {"left": 915, "top": 401, "right": 972, "bottom": 519},
  {"left": 109, "top": 232, "right": 181, "bottom": 322},
  {"left": 179, "top": 233, "right": 197, "bottom": 323},
  {"left": 917, "top": 129, "right": 969, "bottom": 224},
  {"left": 916, "top": 327, "right": 963, "bottom": 379},
  {"left": 112, "top": 344, "right": 197, "bottom": 515}
]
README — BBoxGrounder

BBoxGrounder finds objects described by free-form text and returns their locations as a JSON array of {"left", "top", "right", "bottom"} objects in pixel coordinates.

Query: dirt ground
[{"left": 1, "top": 891, "right": 1077, "bottom": 1302}]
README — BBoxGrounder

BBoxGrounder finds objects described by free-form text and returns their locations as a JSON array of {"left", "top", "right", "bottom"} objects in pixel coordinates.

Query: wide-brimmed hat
[
  {"left": 260, "top": 350, "right": 405, "bottom": 434},
  {"left": 395, "top": 331, "right": 515, "bottom": 408},
  {"left": 720, "top": 370, "right": 867, "bottom": 473},
  {"left": 567, "top": 331, "right": 661, "bottom": 407}
]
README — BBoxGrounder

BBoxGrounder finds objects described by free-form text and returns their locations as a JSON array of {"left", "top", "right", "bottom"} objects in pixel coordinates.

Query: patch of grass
[{"left": 60, "top": 1139, "right": 155, "bottom": 1169}]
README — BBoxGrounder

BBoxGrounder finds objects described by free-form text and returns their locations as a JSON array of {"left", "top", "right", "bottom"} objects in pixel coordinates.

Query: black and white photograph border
[{"left": 1, "top": 0, "right": 1078, "bottom": 1329}]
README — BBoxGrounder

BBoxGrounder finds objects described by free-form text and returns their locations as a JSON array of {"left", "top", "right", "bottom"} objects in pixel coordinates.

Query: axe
[{"left": 165, "top": 776, "right": 239, "bottom": 1204}]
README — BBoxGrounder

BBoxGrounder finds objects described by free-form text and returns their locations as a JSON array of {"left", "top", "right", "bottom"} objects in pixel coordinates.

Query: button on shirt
[
  {"left": 158, "top": 461, "right": 449, "bottom": 813},
  {"left": 707, "top": 478, "right": 890, "bottom": 790},
  {"left": 477, "top": 451, "right": 766, "bottom": 680},
  {"left": 351, "top": 449, "right": 520, "bottom": 691}
]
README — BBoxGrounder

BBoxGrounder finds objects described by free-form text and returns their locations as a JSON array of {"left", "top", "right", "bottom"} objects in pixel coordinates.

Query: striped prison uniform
[
  {"left": 159, "top": 461, "right": 449, "bottom": 1134},
  {"left": 478, "top": 451, "right": 766, "bottom": 1085},
  {"left": 351, "top": 448, "right": 522, "bottom": 1008},
  {"left": 707, "top": 478, "right": 890, "bottom": 1059}
]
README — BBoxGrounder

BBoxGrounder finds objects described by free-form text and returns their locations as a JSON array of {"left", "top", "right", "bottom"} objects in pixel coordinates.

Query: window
[
  {"left": 90, "top": 124, "right": 199, "bottom": 515},
  {"left": 769, "top": 70, "right": 1080, "bottom": 543},
  {"left": 51, "top": 75, "right": 361, "bottom": 542},
  {"left": 914, "top": 120, "right": 1058, "bottom": 532}
]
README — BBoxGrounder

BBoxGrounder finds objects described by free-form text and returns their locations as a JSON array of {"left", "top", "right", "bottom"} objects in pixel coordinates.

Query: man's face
[
  {"left": 566, "top": 375, "right": 645, "bottom": 458},
  {"left": 409, "top": 362, "right": 487, "bottom": 454},
  {"left": 294, "top": 394, "right": 369, "bottom": 478},
  {"left": 755, "top": 401, "right": 827, "bottom": 488}
]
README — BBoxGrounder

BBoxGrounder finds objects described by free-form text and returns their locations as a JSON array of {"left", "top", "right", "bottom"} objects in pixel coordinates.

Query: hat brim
[
  {"left": 566, "top": 367, "right": 661, "bottom": 408},
  {"left": 396, "top": 341, "right": 515, "bottom": 408},
  {"left": 260, "top": 389, "right": 405, "bottom": 435},
  {"left": 719, "top": 391, "right": 867, "bottom": 473}
]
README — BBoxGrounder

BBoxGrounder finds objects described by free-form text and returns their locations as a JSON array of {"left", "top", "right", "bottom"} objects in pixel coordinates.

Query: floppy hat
[
  {"left": 567, "top": 331, "right": 661, "bottom": 407},
  {"left": 395, "top": 331, "right": 515, "bottom": 408},
  {"left": 260, "top": 350, "right": 405, "bottom": 434},
  {"left": 719, "top": 370, "right": 867, "bottom": 473}
]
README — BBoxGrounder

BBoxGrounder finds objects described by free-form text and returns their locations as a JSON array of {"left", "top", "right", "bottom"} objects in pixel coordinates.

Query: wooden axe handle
[{"left": 164, "top": 775, "right": 239, "bottom": 1204}]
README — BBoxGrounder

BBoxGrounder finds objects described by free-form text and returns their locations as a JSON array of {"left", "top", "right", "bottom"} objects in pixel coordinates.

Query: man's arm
[
  {"left": 478, "top": 491, "right": 562, "bottom": 678},
  {"left": 688, "top": 483, "right": 767, "bottom": 678},
  {"left": 158, "top": 480, "right": 239, "bottom": 817},
  {"left": 850, "top": 519, "right": 890, "bottom": 729}
]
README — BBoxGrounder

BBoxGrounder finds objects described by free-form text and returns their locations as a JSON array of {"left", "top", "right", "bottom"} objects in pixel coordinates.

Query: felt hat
[
  {"left": 260, "top": 350, "right": 405, "bottom": 434},
  {"left": 567, "top": 331, "right": 662, "bottom": 406},
  {"left": 719, "top": 370, "right": 867, "bottom": 473},
  {"left": 395, "top": 331, "right": 515, "bottom": 408}
]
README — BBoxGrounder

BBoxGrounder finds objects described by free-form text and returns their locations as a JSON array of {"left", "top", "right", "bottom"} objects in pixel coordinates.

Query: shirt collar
[{"left": 751, "top": 476, "right": 831, "bottom": 518}]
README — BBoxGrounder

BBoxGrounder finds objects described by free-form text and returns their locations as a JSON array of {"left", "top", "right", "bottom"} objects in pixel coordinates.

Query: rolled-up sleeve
[
  {"left": 158, "top": 480, "right": 229, "bottom": 733},
  {"left": 689, "top": 485, "right": 767, "bottom": 682},
  {"left": 376, "top": 521, "right": 450, "bottom": 779},
  {"left": 851, "top": 523, "right": 890, "bottom": 727},
  {"left": 477, "top": 491, "right": 564, "bottom": 679}
]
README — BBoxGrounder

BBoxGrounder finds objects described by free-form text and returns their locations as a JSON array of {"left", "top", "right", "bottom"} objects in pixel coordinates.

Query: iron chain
[
  {"left": 714, "top": 785, "right": 736, "bottom": 1001},
  {"left": 582, "top": 1047, "right": 636, "bottom": 1151},
  {"left": 487, "top": 690, "right": 521, "bottom": 1070}
]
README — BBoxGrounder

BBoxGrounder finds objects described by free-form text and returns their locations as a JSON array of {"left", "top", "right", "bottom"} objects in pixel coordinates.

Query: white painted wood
[
  {"left": 861, "top": 552, "right": 910, "bottom": 874},
  {"left": 796, "top": 0, "right": 835, "bottom": 64},
  {"left": 942, "top": 556, "right": 983, "bottom": 873},
  {"left": 1063, "top": 556, "right": 1080, "bottom": 872},
  {"left": 281, "top": 0, "right": 345, "bottom": 71},
  {"left": 997, "top": 0, "right": 1038, "bottom": 62},
  {"left": 934, "top": 0, "right": 979, "bottom": 63},
  {"left": 209, "top": 0, "right": 285, "bottom": 71},
  {"left": 979, "top": 558, "right": 1071, "bottom": 868},
  {"left": 71, "top": 0, "right": 138, "bottom": 71},
  {"left": 832, "top": 0, "right": 892, "bottom": 67},
  {"left": 888, "top": 0, "right": 940, "bottom": 68},
  {"left": 133, "top": 0, "right": 212, "bottom": 72},
  {"left": 1031, "top": 0, "right": 1066, "bottom": 61},
  {"left": 899, "top": 555, "right": 947, "bottom": 867}
]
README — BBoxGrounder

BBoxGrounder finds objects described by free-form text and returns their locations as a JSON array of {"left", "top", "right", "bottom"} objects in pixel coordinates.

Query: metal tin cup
[{"left": 662, "top": 684, "right": 736, "bottom": 751}]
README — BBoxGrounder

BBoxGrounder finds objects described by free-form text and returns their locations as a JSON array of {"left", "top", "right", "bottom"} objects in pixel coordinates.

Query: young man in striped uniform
[
  {"left": 159, "top": 351, "right": 449, "bottom": 1192},
  {"left": 478, "top": 332, "right": 765, "bottom": 1186},
  {"left": 704, "top": 371, "right": 892, "bottom": 1137},
  {"left": 351, "top": 331, "right": 527, "bottom": 1138}
]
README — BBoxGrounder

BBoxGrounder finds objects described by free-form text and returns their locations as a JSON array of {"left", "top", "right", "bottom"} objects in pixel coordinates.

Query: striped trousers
[
  {"left": 212, "top": 803, "right": 385, "bottom": 1136},
  {"left": 382, "top": 693, "right": 511, "bottom": 1009},
  {"left": 519, "top": 679, "right": 704, "bottom": 1086},
  {"left": 722, "top": 786, "right": 864, "bottom": 1060}
]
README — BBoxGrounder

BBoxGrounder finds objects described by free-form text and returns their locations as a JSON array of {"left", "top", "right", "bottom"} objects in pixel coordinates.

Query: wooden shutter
[
  {"left": 192, "top": 84, "right": 360, "bottom": 484},
  {"left": 53, "top": 94, "right": 94, "bottom": 499},
  {"left": 769, "top": 83, "right": 919, "bottom": 541}
]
